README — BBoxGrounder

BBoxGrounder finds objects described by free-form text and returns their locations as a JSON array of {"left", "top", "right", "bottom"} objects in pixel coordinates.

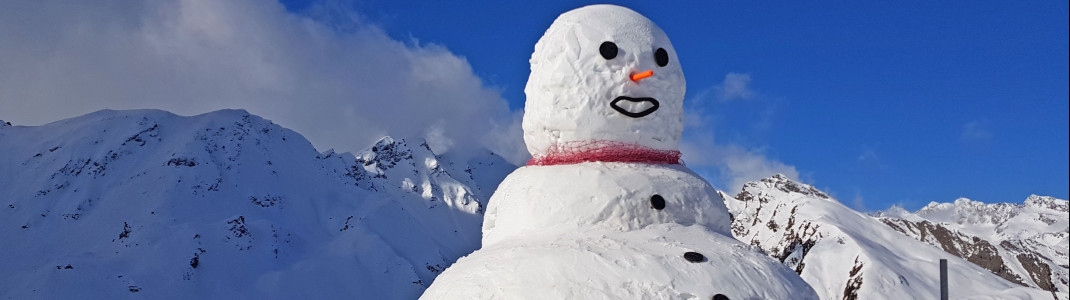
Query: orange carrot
[{"left": 630, "top": 70, "right": 654, "bottom": 81}]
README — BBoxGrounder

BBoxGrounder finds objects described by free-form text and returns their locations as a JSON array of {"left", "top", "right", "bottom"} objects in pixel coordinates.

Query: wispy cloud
[
  {"left": 681, "top": 83, "right": 799, "bottom": 194},
  {"left": 858, "top": 148, "right": 879, "bottom": 163},
  {"left": 691, "top": 72, "right": 756, "bottom": 103},
  {"left": 716, "top": 73, "right": 754, "bottom": 101},
  {"left": 718, "top": 145, "right": 800, "bottom": 194},
  {"left": 851, "top": 192, "right": 867, "bottom": 211},
  {"left": 856, "top": 145, "right": 887, "bottom": 171},
  {"left": 0, "top": 0, "right": 526, "bottom": 164},
  {"left": 681, "top": 138, "right": 800, "bottom": 195},
  {"left": 960, "top": 119, "right": 993, "bottom": 143}
]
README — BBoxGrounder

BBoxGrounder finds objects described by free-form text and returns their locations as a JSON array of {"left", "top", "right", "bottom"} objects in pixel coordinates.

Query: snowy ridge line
[
  {"left": 0, "top": 109, "right": 516, "bottom": 299},
  {"left": 875, "top": 195, "right": 1069, "bottom": 298},
  {"left": 725, "top": 174, "right": 1060, "bottom": 300}
]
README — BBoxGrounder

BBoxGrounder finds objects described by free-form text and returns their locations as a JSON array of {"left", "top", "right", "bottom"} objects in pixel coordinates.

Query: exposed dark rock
[
  {"left": 166, "top": 158, "right": 197, "bottom": 167},
  {"left": 225, "top": 216, "right": 252, "bottom": 251},
  {"left": 880, "top": 218, "right": 1027, "bottom": 286},
  {"left": 842, "top": 257, "right": 863, "bottom": 300},
  {"left": 122, "top": 123, "right": 159, "bottom": 147},
  {"left": 190, "top": 253, "right": 200, "bottom": 269},
  {"left": 249, "top": 195, "right": 281, "bottom": 208},
  {"left": 766, "top": 220, "right": 779, "bottom": 231},
  {"left": 340, "top": 216, "right": 355, "bottom": 232},
  {"left": 426, "top": 263, "right": 444, "bottom": 273},
  {"left": 118, "top": 222, "right": 132, "bottom": 240},
  {"left": 1016, "top": 253, "right": 1055, "bottom": 292}
]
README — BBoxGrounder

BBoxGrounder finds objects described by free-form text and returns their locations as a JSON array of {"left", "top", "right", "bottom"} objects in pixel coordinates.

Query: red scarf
[{"left": 526, "top": 140, "right": 682, "bottom": 166}]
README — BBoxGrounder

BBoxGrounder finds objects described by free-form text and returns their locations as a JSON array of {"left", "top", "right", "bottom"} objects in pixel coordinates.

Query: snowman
[{"left": 422, "top": 5, "right": 817, "bottom": 299}]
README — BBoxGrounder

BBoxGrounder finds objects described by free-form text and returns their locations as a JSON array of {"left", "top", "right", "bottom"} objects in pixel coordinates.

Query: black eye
[
  {"left": 655, "top": 48, "right": 669, "bottom": 67},
  {"left": 599, "top": 41, "right": 618, "bottom": 60}
]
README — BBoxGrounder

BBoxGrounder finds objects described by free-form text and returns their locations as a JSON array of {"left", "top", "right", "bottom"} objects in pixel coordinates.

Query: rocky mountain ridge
[
  {"left": 724, "top": 174, "right": 1061, "bottom": 299},
  {"left": 876, "top": 195, "right": 1068, "bottom": 298}
]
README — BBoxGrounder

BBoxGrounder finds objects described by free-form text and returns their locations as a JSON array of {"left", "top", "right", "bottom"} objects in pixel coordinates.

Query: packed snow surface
[
  {"left": 481, "top": 163, "right": 732, "bottom": 246},
  {"left": 423, "top": 163, "right": 816, "bottom": 299},
  {"left": 425, "top": 223, "right": 813, "bottom": 299}
]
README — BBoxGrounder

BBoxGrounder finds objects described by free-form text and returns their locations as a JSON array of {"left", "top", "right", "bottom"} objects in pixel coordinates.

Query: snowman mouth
[{"left": 610, "top": 96, "right": 660, "bottom": 118}]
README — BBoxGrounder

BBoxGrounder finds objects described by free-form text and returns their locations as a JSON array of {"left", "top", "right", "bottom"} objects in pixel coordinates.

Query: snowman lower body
[
  {"left": 423, "top": 224, "right": 814, "bottom": 299},
  {"left": 421, "top": 162, "right": 816, "bottom": 299}
]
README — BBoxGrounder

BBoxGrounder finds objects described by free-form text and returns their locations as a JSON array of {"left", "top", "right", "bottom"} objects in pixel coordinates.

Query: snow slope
[
  {"left": 3, "top": 109, "right": 1061, "bottom": 299},
  {"left": 724, "top": 174, "right": 1055, "bottom": 300},
  {"left": 877, "top": 196, "right": 1069, "bottom": 299},
  {"left": 0, "top": 109, "right": 514, "bottom": 299}
]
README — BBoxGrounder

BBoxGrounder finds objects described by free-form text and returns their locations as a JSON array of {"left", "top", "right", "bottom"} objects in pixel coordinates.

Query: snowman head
[{"left": 523, "top": 4, "right": 685, "bottom": 163}]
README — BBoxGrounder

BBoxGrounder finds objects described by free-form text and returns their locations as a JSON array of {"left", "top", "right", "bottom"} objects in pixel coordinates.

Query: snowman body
[
  {"left": 422, "top": 5, "right": 817, "bottom": 299},
  {"left": 423, "top": 163, "right": 815, "bottom": 299}
]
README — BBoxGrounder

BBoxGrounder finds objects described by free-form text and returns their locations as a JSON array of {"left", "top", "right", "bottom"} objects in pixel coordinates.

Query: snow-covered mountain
[
  {"left": 876, "top": 196, "right": 1068, "bottom": 298},
  {"left": 724, "top": 174, "right": 1059, "bottom": 299},
  {"left": 0, "top": 109, "right": 515, "bottom": 299},
  {"left": 4, "top": 109, "right": 1065, "bottom": 299}
]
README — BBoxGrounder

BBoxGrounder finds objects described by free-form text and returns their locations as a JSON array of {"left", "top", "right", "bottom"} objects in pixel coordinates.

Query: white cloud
[
  {"left": 960, "top": 119, "right": 992, "bottom": 142},
  {"left": 686, "top": 72, "right": 755, "bottom": 104},
  {"left": 0, "top": 0, "right": 526, "bottom": 164},
  {"left": 717, "top": 73, "right": 754, "bottom": 101},
  {"left": 716, "top": 145, "right": 800, "bottom": 194},
  {"left": 857, "top": 148, "right": 878, "bottom": 162},
  {"left": 851, "top": 193, "right": 866, "bottom": 211},
  {"left": 856, "top": 146, "right": 886, "bottom": 170},
  {"left": 680, "top": 72, "right": 798, "bottom": 194},
  {"left": 680, "top": 110, "right": 799, "bottom": 195}
]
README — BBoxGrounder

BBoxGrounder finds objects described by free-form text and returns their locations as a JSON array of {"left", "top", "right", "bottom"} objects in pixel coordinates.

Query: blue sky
[
  {"left": 284, "top": 0, "right": 1069, "bottom": 210},
  {"left": 1, "top": 0, "right": 1066, "bottom": 211}
]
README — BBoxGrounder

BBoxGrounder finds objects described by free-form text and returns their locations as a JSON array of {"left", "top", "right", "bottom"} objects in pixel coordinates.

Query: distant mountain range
[
  {"left": 724, "top": 174, "right": 1067, "bottom": 299},
  {"left": 876, "top": 195, "right": 1068, "bottom": 297},
  {"left": 2, "top": 110, "right": 1064, "bottom": 299},
  {"left": 0, "top": 109, "right": 514, "bottom": 298}
]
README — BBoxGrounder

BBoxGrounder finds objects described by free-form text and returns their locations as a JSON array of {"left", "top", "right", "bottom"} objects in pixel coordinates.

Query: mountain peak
[
  {"left": 739, "top": 174, "right": 830, "bottom": 201},
  {"left": 1025, "top": 194, "right": 1069, "bottom": 212},
  {"left": 0, "top": 109, "right": 515, "bottom": 299},
  {"left": 954, "top": 197, "right": 979, "bottom": 205},
  {"left": 358, "top": 136, "right": 418, "bottom": 174},
  {"left": 373, "top": 135, "right": 399, "bottom": 147}
]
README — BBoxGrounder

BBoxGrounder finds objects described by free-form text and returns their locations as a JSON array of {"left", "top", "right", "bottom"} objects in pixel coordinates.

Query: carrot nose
[{"left": 630, "top": 70, "right": 654, "bottom": 82}]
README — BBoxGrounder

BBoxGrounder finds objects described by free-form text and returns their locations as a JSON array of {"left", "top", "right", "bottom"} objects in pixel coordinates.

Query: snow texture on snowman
[{"left": 422, "top": 5, "right": 817, "bottom": 299}]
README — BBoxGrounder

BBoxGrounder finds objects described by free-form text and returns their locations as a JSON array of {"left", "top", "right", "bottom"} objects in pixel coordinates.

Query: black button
[
  {"left": 650, "top": 194, "right": 666, "bottom": 210},
  {"left": 683, "top": 251, "right": 705, "bottom": 263},
  {"left": 712, "top": 294, "right": 730, "bottom": 300}
]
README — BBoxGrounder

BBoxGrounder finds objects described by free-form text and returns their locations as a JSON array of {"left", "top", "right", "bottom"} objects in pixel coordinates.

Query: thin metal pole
[{"left": 940, "top": 259, "right": 948, "bottom": 300}]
